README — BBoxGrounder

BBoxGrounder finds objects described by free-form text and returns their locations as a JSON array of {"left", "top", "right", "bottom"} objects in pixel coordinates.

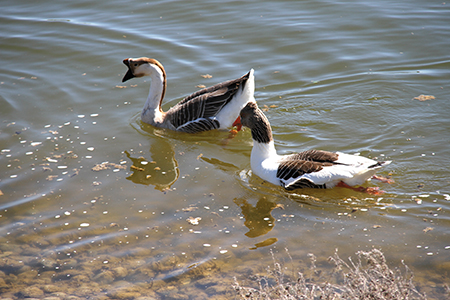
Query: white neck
[
  {"left": 250, "top": 140, "right": 280, "bottom": 183},
  {"left": 141, "top": 65, "right": 166, "bottom": 125},
  {"left": 251, "top": 140, "right": 278, "bottom": 163}
]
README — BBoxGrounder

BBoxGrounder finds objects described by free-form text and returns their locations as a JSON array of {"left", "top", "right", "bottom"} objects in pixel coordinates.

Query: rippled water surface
[{"left": 1, "top": 0, "right": 449, "bottom": 299}]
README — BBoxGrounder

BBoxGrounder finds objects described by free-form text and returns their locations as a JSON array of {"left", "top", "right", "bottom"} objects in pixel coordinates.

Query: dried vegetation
[{"left": 234, "top": 249, "right": 429, "bottom": 300}]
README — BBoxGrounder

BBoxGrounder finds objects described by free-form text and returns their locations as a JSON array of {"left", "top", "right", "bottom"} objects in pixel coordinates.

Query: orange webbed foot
[
  {"left": 371, "top": 175, "right": 394, "bottom": 184},
  {"left": 220, "top": 128, "right": 239, "bottom": 146},
  {"left": 358, "top": 186, "right": 385, "bottom": 195},
  {"left": 336, "top": 181, "right": 385, "bottom": 195}
]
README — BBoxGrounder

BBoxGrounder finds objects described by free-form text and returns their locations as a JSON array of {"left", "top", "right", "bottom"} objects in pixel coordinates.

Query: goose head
[
  {"left": 235, "top": 102, "right": 273, "bottom": 143},
  {"left": 236, "top": 102, "right": 265, "bottom": 129},
  {"left": 122, "top": 57, "right": 166, "bottom": 83}
]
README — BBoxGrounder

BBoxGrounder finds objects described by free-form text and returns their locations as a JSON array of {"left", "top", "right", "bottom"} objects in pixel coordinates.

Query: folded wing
[{"left": 166, "top": 72, "right": 251, "bottom": 133}]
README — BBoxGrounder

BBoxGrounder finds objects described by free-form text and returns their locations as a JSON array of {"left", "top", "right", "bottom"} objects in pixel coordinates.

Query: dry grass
[{"left": 233, "top": 249, "right": 427, "bottom": 300}]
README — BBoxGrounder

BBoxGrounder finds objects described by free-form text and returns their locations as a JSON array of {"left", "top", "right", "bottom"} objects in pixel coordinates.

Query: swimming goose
[
  {"left": 122, "top": 57, "right": 255, "bottom": 133},
  {"left": 234, "top": 102, "right": 392, "bottom": 194}
]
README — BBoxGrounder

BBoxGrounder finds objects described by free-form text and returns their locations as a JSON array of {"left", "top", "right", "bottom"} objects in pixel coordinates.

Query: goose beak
[
  {"left": 122, "top": 59, "right": 135, "bottom": 82},
  {"left": 232, "top": 116, "right": 242, "bottom": 131}
]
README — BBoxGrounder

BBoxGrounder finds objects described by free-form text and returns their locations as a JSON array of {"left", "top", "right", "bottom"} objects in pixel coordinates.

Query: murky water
[{"left": 1, "top": 0, "right": 449, "bottom": 299}]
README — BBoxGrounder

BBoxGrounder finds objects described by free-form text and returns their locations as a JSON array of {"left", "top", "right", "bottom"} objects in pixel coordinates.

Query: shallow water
[{"left": 1, "top": 0, "right": 450, "bottom": 299}]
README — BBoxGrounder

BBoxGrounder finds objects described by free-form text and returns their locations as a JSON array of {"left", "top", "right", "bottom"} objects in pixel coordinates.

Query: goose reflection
[
  {"left": 125, "top": 137, "right": 179, "bottom": 191},
  {"left": 234, "top": 196, "right": 281, "bottom": 238}
]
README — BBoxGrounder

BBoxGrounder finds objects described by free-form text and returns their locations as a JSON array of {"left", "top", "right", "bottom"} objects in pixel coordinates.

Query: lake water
[{"left": 1, "top": 0, "right": 449, "bottom": 299}]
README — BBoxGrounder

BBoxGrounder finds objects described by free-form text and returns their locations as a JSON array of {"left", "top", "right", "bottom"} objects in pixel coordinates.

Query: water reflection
[
  {"left": 199, "top": 156, "right": 239, "bottom": 172},
  {"left": 125, "top": 137, "right": 179, "bottom": 191},
  {"left": 250, "top": 237, "right": 278, "bottom": 250},
  {"left": 234, "top": 196, "right": 280, "bottom": 239}
]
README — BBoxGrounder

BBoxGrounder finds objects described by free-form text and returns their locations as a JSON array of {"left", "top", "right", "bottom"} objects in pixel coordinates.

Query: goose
[
  {"left": 121, "top": 57, "right": 255, "bottom": 133},
  {"left": 234, "top": 102, "right": 393, "bottom": 194}
]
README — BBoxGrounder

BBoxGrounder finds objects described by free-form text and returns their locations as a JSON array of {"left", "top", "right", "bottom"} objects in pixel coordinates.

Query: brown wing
[
  {"left": 166, "top": 71, "right": 251, "bottom": 132},
  {"left": 276, "top": 150, "right": 339, "bottom": 181},
  {"left": 288, "top": 149, "right": 339, "bottom": 163}
]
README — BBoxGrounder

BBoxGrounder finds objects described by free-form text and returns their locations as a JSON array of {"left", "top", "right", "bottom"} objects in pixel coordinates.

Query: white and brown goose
[
  {"left": 122, "top": 57, "right": 255, "bottom": 133},
  {"left": 234, "top": 102, "right": 393, "bottom": 194}
]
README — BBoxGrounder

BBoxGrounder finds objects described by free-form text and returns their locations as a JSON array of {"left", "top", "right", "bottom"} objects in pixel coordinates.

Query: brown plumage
[
  {"left": 236, "top": 102, "right": 392, "bottom": 194},
  {"left": 121, "top": 57, "right": 255, "bottom": 133}
]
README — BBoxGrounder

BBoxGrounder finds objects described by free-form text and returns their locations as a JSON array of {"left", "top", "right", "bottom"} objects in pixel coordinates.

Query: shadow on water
[
  {"left": 124, "top": 139, "right": 179, "bottom": 192},
  {"left": 234, "top": 196, "right": 277, "bottom": 238},
  {"left": 125, "top": 111, "right": 243, "bottom": 191},
  {"left": 234, "top": 196, "right": 280, "bottom": 250}
]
